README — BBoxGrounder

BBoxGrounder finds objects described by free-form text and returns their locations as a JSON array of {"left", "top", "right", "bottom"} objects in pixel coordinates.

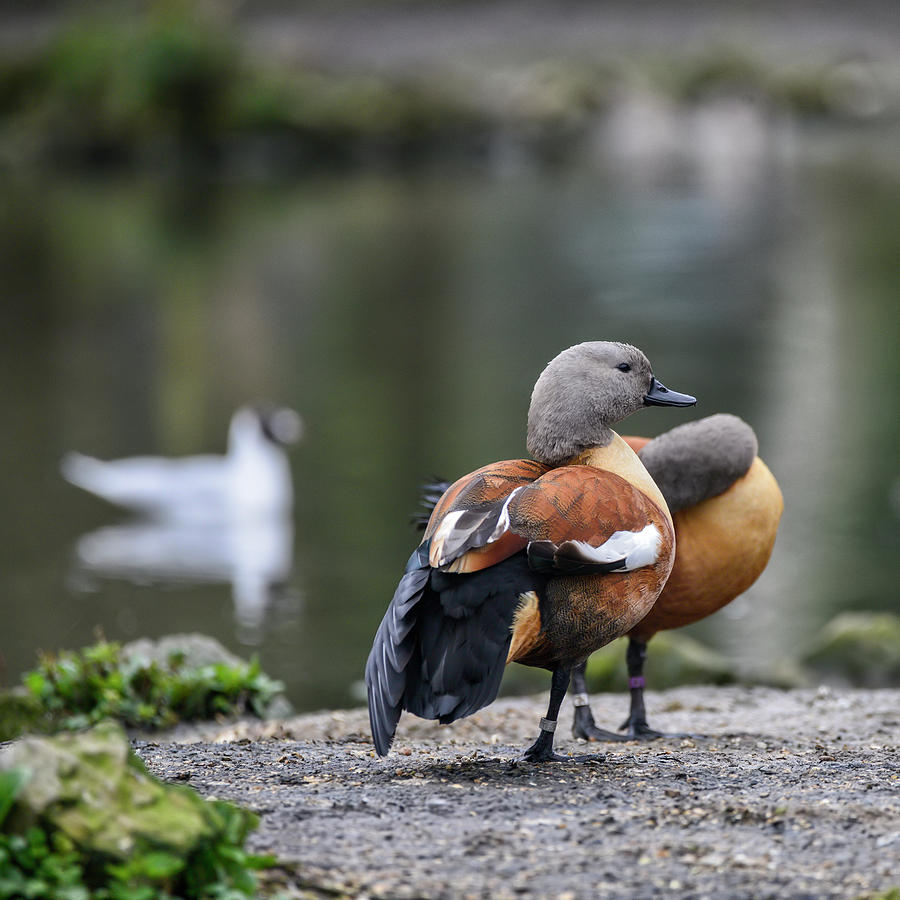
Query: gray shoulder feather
[{"left": 638, "top": 414, "right": 758, "bottom": 512}]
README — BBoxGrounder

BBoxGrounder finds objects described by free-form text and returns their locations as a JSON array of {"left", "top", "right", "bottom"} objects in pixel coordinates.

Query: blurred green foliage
[
  {"left": 0, "top": 4, "right": 887, "bottom": 170},
  {"left": 801, "top": 613, "right": 900, "bottom": 688},
  {"left": 0, "top": 10, "right": 237, "bottom": 163},
  {"left": 0, "top": 4, "right": 481, "bottom": 168},
  {"left": 0, "top": 639, "right": 285, "bottom": 740}
]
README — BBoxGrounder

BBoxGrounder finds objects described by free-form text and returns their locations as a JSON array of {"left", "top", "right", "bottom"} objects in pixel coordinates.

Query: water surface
[{"left": 1, "top": 110, "right": 898, "bottom": 710}]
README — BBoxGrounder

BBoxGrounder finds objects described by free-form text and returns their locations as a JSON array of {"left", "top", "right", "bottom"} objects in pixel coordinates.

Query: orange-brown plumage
[
  {"left": 423, "top": 459, "right": 549, "bottom": 541},
  {"left": 424, "top": 459, "right": 547, "bottom": 574},
  {"left": 629, "top": 456, "right": 782, "bottom": 640},
  {"left": 423, "top": 462, "right": 675, "bottom": 666}
]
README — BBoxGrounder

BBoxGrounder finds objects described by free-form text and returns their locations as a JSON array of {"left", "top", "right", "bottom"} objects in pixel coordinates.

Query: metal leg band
[
  {"left": 539, "top": 717, "right": 558, "bottom": 733},
  {"left": 571, "top": 692, "right": 590, "bottom": 708}
]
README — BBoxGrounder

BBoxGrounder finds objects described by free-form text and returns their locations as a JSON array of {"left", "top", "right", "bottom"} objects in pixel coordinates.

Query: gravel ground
[{"left": 134, "top": 685, "right": 900, "bottom": 899}]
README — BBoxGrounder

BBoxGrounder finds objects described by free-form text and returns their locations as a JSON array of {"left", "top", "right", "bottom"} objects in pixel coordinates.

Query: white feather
[
  {"left": 488, "top": 487, "right": 523, "bottom": 542},
  {"left": 567, "top": 523, "right": 661, "bottom": 571}
]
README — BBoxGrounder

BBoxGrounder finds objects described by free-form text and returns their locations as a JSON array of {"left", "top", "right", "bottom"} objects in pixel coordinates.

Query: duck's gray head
[
  {"left": 231, "top": 405, "right": 304, "bottom": 448},
  {"left": 259, "top": 406, "right": 304, "bottom": 446},
  {"left": 526, "top": 341, "right": 696, "bottom": 466}
]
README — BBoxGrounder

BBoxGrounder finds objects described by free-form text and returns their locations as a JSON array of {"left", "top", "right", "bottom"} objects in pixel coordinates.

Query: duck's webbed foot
[
  {"left": 520, "top": 666, "right": 605, "bottom": 763},
  {"left": 616, "top": 637, "right": 691, "bottom": 740},
  {"left": 571, "top": 697, "right": 630, "bottom": 742},
  {"left": 618, "top": 715, "right": 668, "bottom": 741},
  {"left": 520, "top": 724, "right": 569, "bottom": 763},
  {"left": 618, "top": 706, "right": 692, "bottom": 741}
]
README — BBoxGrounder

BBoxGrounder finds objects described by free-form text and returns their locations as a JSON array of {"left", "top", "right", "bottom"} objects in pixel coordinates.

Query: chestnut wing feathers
[{"left": 509, "top": 466, "right": 665, "bottom": 576}]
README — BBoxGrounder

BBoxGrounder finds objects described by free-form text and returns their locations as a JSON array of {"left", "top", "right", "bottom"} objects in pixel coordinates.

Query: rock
[
  {"left": 0, "top": 721, "right": 257, "bottom": 859},
  {"left": 584, "top": 632, "right": 737, "bottom": 692},
  {"left": 801, "top": 612, "right": 900, "bottom": 687},
  {"left": 121, "top": 633, "right": 247, "bottom": 670}
]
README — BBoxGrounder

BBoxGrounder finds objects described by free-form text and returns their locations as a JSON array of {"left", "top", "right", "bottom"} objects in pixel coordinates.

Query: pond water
[{"left": 1, "top": 106, "right": 898, "bottom": 712}]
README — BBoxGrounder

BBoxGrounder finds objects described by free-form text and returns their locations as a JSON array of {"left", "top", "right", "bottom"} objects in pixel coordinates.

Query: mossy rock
[
  {"left": 0, "top": 633, "right": 291, "bottom": 741},
  {"left": 584, "top": 632, "right": 738, "bottom": 693},
  {"left": 801, "top": 613, "right": 900, "bottom": 687},
  {"left": 121, "top": 632, "right": 248, "bottom": 670},
  {"left": 0, "top": 689, "right": 43, "bottom": 743},
  {"left": 0, "top": 721, "right": 256, "bottom": 859}
]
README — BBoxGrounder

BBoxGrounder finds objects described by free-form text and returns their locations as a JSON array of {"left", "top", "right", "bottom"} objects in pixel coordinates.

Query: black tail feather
[
  {"left": 411, "top": 478, "right": 452, "bottom": 531},
  {"left": 366, "top": 544, "right": 539, "bottom": 755},
  {"left": 366, "top": 547, "right": 431, "bottom": 756}
]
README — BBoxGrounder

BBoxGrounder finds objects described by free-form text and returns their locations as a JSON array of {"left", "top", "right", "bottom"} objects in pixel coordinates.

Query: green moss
[
  {"left": 0, "top": 723, "right": 275, "bottom": 898},
  {"left": 802, "top": 613, "right": 900, "bottom": 687}
]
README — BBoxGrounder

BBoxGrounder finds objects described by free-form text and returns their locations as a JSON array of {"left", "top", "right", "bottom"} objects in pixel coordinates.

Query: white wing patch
[
  {"left": 429, "top": 487, "right": 524, "bottom": 568},
  {"left": 487, "top": 487, "right": 523, "bottom": 542},
  {"left": 564, "top": 523, "right": 661, "bottom": 571}
]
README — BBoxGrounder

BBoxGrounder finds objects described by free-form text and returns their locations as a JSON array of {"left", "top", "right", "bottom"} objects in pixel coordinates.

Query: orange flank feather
[
  {"left": 623, "top": 435, "right": 651, "bottom": 454},
  {"left": 628, "top": 456, "right": 783, "bottom": 640},
  {"left": 507, "top": 591, "right": 543, "bottom": 664}
]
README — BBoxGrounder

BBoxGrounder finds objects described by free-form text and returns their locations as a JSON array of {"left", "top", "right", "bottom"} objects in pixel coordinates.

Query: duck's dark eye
[{"left": 616, "top": 363, "right": 631, "bottom": 372}]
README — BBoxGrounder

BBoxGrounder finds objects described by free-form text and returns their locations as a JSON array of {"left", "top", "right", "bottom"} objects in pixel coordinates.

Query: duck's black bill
[{"left": 643, "top": 377, "right": 697, "bottom": 407}]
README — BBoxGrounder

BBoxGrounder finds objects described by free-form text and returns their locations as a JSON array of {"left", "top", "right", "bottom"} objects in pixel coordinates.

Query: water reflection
[
  {"left": 61, "top": 406, "right": 302, "bottom": 644},
  {"left": 70, "top": 517, "right": 295, "bottom": 645}
]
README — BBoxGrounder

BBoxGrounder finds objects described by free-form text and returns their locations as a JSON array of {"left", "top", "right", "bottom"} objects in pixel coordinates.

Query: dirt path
[{"left": 135, "top": 685, "right": 900, "bottom": 899}]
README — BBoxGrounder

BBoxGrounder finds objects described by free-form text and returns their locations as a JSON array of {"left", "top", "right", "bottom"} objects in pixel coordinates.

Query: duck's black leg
[
  {"left": 570, "top": 661, "right": 629, "bottom": 742},
  {"left": 619, "top": 637, "right": 667, "bottom": 740},
  {"left": 521, "top": 666, "right": 573, "bottom": 762}
]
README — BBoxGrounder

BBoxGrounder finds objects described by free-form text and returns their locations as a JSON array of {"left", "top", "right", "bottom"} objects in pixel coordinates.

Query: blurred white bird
[{"left": 61, "top": 406, "right": 303, "bottom": 524}]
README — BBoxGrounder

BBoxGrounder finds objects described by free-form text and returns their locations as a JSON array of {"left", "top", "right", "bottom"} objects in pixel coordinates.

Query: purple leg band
[{"left": 629, "top": 676, "right": 646, "bottom": 690}]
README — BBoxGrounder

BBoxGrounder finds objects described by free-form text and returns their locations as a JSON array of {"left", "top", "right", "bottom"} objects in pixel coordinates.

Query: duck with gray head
[
  {"left": 365, "top": 341, "right": 696, "bottom": 762},
  {"left": 569, "top": 413, "right": 784, "bottom": 742}
]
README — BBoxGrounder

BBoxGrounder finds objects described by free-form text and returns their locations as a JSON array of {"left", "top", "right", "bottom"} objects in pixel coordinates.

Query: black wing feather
[
  {"left": 526, "top": 539, "right": 627, "bottom": 575},
  {"left": 430, "top": 500, "right": 512, "bottom": 568},
  {"left": 366, "top": 541, "right": 540, "bottom": 755},
  {"left": 366, "top": 545, "right": 431, "bottom": 755},
  {"left": 411, "top": 479, "right": 452, "bottom": 530},
  {"left": 404, "top": 553, "right": 538, "bottom": 724}
]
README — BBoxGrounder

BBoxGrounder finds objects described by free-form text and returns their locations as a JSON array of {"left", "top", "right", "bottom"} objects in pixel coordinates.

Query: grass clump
[{"left": 1, "top": 638, "right": 285, "bottom": 740}]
